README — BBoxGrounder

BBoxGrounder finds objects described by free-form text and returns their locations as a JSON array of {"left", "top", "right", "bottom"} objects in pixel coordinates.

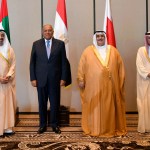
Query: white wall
[{"left": 7, "top": 0, "right": 150, "bottom": 112}]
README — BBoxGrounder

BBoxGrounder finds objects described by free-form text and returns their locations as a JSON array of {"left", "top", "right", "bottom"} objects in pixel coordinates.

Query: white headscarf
[
  {"left": 93, "top": 31, "right": 107, "bottom": 50},
  {"left": 93, "top": 31, "right": 108, "bottom": 60},
  {"left": 0, "top": 30, "right": 10, "bottom": 59}
]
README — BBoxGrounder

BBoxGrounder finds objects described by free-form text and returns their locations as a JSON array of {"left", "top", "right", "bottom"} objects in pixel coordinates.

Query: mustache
[{"left": 98, "top": 39, "right": 104, "bottom": 41}]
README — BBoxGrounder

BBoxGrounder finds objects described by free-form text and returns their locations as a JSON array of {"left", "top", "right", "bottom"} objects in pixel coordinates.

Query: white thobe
[
  {"left": 0, "top": 47, "right": 16, "bottom": 135},
  {"left": 136, "top": 46, "right": 150, "bottom": 133}
]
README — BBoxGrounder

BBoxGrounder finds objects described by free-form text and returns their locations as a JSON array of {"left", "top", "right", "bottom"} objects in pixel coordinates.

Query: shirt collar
[{"left": 44, "top": 38, "right": 52, "bottom": 43}]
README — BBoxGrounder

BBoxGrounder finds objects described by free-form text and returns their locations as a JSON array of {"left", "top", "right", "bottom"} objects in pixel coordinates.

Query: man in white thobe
[
  {"left": 136, "top": 31, "right": 150, "bottom": 133},
  {"left": 0, "top": 30, "right": 16, "bottom": 137}
]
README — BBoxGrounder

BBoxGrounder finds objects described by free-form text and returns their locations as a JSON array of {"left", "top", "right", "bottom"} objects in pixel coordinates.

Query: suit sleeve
[
  {"left": 65, "top": 58, "right": 72, "bottom": 86},
  {"left": 60, "top": 42, "right": 71, "bottom": 86},
  {"left": 30, "top": 43, "right": 36, "bottom": 81},
  {"left": 60, "top": 42, "right": 67, "bottom": 81}
]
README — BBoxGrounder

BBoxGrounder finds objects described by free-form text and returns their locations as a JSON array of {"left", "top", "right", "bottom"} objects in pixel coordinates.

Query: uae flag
[
  {"left": 54, "top": 0, "right": 69, "bottom": 59},
  {"left": 0, "top": 0, "right": 10, "bottom": 42},
  {"left": 103, "top": 0, "right": 116, "bottom": 47}
]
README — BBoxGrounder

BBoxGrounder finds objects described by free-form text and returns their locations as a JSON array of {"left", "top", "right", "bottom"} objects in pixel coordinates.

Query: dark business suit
[{"left": 30, "top": 37, "right": 70, "bottom": 128}]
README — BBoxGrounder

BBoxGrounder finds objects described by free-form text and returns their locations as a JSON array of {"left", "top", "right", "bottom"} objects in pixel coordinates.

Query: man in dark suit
[{"left": 30, "top": 24, "right": 71, "bottom": 134}]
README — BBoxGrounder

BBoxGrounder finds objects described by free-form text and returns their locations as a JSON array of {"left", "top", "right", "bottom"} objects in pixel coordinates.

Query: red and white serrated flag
[
  {"left": 54, "top": 0, "right": 69, "bottom": 59},
  {"left": 103, "top": 0, "right": 116, "bottom": 47}
]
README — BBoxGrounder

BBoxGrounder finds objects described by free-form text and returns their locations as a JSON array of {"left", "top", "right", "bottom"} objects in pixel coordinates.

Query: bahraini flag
[
  {"left": 103, "top": 0, "right": 116, "bottom": 47},
  {"left": 0, "top": 0, "right": 10, "bottom": 42},
  {"left": 54, "top": 0, "right": 69, "bottom": 59}
]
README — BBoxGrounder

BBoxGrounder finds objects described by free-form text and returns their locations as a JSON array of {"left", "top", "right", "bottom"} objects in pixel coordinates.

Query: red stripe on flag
[
  {"left": 0, "top": 0, "right": 8, "bottom": 22},
  {"left": 106, "top": 17, "right": 116, "bottom": 47},
  {"left": 56, "top": 0, "right": 68, "bottom": 29}
]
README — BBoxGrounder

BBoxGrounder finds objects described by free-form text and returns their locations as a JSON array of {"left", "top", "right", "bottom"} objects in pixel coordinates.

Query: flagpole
[
  {"left": 41, "top": 0, "right": 43, "bottom": 38},
  {"left": 93, "top": 0, "right": 96, "bottom": 33},
  {"left": 146, "top": 0, "right": 148, "bottom": 32}
]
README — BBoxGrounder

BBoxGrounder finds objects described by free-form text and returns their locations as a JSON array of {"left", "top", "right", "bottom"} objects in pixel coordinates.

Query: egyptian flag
[
  {"left": 0, "top": 0, "right": 10, "bottom": 42},
  {"left": 103, "top": 0, "right": 116, "bottom": 47},
  {"left": 54, "top": 0, "right": 69, "bottom": 59},
  {"left": 54, "top": 0, "right": 71, "bottom": 86}
]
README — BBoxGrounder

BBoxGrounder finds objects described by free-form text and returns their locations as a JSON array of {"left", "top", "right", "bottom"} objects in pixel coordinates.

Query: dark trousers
[{"left": 37, "top": 79, "right": 60, "bottom": 128}]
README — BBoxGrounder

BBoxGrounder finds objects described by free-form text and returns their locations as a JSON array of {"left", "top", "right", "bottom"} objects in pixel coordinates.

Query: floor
[{"left": 1, "top": 114, "right": 150, "bottom": 149}]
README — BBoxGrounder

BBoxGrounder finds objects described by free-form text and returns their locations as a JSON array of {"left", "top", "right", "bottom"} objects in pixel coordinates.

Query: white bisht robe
[
  {"left": 0, "top": 47, "right": 16, "bottom": 135},
  {"left": 136, "top": 46, "right": 150, "bottom": 133}
]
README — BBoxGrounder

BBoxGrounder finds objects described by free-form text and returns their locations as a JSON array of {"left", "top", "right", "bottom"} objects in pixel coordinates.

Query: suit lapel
[{"left": 49, "top": 38, "right": 56, "bottom": 60}]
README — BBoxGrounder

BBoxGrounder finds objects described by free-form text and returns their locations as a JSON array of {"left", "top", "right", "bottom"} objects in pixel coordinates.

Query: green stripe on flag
[{"left": 2, "top": 16, "right": 10, "bottom": 43}]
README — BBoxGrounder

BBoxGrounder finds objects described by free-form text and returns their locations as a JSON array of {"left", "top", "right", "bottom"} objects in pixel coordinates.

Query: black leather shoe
[
  {"left": 52, "top": 126, "right": 61, "bottom": 134},
  {"left": 0, "top": 135, "right": 4, "bottom": 138},
  {"left": 4, "top": 131, "right": 15, "bottom": 136},
  {"left": 37, "top": 126, "right": 47, "bottom": 134}
]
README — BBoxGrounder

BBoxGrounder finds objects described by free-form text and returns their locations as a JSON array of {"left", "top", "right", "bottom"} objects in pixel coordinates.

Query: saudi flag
[
  {"left": 103, "top": 0, "right": 116, "bottom": 47},
  {"left": 54, "top": 0, "right": 69, "bottom": 59},
  {"left": 0, "top": 0, "right": 10, "bottom": 43}
]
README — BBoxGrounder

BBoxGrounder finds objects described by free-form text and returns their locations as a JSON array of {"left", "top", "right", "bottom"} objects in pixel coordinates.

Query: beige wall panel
[
  {"left": 113, "top": 0, "right": 145, "bottom": 111},
  {"left": 8, "top": 0, "right": 41, "bottom": 112}
]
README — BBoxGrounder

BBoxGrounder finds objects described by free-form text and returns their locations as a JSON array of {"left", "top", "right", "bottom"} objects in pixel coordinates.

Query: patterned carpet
[{"left": 0, "top": 114, "right": 150, "bottom": 150}]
